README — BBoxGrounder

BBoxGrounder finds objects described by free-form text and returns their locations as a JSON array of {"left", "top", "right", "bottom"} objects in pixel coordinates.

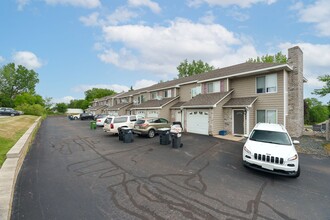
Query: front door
[{"left": 233, "top": 110, "right": 245, "bottom": 135}]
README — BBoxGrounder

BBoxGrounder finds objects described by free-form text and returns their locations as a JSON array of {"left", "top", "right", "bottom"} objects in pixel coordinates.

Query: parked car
[
  {"left": 133, "top": 117, "right": 171, "bottom": 138},
  {"left": 103, "top": 115, "right": 141, "bottom": 135},
  {"left": 79, "top": 113, "right": 94, "bottom": 120},
  {"left": 103, "top": 116, "right": 116, "bottom": 133},
  {"left": 96, "top": 114, "right": 110, "bottom": 126},
  {"left": 0, "top": 107, "right": 20, "bottom": 116},
  {"left": 242, "top": 123, "right": 300, "bottom": 178}
]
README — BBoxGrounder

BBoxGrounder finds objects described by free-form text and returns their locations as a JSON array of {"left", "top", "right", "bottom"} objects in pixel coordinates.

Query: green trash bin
[{"left": 90, "top": 121, "right": 96, "bottom": 130}]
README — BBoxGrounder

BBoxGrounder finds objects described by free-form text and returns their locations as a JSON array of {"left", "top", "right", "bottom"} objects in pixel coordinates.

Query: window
[
  {"left": 151, "top": 92, "right": 157, "bottom": 99},
  {"left": 256, "top": 74, "right": 277, "bottom": 93},
  {"left": 205, "top": 81, "right": 220, "bottom": 94},
  {"left": 164, "top": 89, "right": 172, "bottom": 98},
  {"left": 137, "top": 95, "right": 144, "bottom": 104},
  {"left": 257, "top": 110, "right": 277, "bottom": 123},
  {"left": 191, "top": 86, "right": 201, "bottom": 98}
]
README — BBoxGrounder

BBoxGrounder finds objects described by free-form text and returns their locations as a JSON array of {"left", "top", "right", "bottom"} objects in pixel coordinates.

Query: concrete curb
[{"left": 0, "top": 117, "right": 42, "bottom": 220}]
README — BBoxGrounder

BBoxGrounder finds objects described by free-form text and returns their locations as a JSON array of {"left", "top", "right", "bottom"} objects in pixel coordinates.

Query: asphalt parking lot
[{"left": 11, "top": 116, "right": 330, "bottom": 220}]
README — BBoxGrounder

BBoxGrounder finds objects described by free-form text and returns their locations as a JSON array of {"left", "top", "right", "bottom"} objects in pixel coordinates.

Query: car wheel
[
  {"left": 10, "top": 113, "right": 14, "bottom": 117},
  {"left": 292, "top": 165, "right": 300, "bottom": 178},
  {"left": 148, "top": 129, "right": 155, "bottom": 138}
]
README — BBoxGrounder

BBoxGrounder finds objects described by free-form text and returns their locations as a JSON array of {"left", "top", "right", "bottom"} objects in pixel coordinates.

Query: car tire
[
  {"left": 292, "top": 165, "right": 300, "bottom": 178},
  {"left": 148, "top": 129, "right": 155, "bottom": 138}
]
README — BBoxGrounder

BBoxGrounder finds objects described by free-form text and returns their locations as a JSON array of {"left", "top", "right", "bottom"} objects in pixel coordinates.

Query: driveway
[{"left": 11, "top": 116, "right": 330, "bottom": 220}]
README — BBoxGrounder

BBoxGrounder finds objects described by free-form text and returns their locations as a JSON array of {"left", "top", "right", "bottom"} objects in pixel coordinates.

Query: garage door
[
  {"left": 136, "top": 111, "right": 146, "bottom": 118},
  {"left": 187, "top": 111, "right": 209, "bottom": 135},
  {"left": 147, "top": 110, "right": 159, "bottom": 118}
]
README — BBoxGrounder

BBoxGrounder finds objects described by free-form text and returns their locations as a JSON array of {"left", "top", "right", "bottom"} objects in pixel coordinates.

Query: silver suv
[{"left": 103, "top": 115, "right": 141, "bottom": 135}]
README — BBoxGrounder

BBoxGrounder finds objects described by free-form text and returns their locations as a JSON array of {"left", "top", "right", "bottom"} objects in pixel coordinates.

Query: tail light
[
  {"left": 140, "top": 123, "right": 148, "bottom": 128},
  {"left": 97, "top": 119, "right": 101, "bottom": 122},
  {"left": 110, "top": 124, "right": 114, "bottom": 129}
]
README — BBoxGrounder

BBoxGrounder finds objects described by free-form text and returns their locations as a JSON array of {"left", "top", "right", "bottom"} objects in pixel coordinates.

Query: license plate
[{"left": 262, "top": 164, "right": 274, "bottom": 171}]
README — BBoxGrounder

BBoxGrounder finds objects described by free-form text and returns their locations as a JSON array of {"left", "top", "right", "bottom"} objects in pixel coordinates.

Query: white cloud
[
  {"left": 72, "top": 84, "right": 130, "bottom": 93},
  {"left": 97, "top": 19, "right": 257, "bottom": 77},
  {"left": 0, "top": 56, "right": 5, "bottom": 63},
  {"left": 128, "top": 0, "right": 161, "bottom": 13},
  {"left": 295, "top": 0, "right": 330, "bottom": 37},
  {"left": 133, "top": 79, "right": 157, "bottom": 89},
  {"left": 107, "top": 7, "right": 138, "bottom": 25},
  {"left": 12, "top": 51, "right": 43, "bottom": 69},
  {"left": 80, "top": 12, "right": 101, "bottom": 27},
  {"left": 17, "top": 0, "right": 30, "bottom": 10},
  {"left": 187, "top": 0, "right": 276, "bottom": 8},
  {"left": 53, "top": 96, "right": 75, "bottom": 104},
  {"left": 199, "top": 11, "right": 216, "bottom": 24},
  {"left": 45, "top": 0, "right": 101, "bottom": 8}
]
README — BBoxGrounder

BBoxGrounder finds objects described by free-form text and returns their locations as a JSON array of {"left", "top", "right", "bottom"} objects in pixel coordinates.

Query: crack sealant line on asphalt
[{"left": 0, "top": 117, "right": 41, "bottom": 220}]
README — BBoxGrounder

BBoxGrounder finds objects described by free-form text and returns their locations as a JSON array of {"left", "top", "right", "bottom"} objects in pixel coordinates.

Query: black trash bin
[
  {"left": 170, "top": 124, "right": 183, "bottom": 148},
  {"left": 118, "top": 127, "right": 124, "bottom": 141},
  {"left": 158, "top": 128, "right": 171, "bottom": 145},
  {"left": 122, "top": 127, "right": 134, "bottom": 143}
]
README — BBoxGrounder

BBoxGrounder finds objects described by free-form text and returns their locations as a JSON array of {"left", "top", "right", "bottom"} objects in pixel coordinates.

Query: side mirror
[{"left": 293, "top": 140, "right": 300, "bottom": 145}]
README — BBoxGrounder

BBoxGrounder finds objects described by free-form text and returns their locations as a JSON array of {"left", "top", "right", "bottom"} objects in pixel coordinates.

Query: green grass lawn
[{"left": 0, "top": 115, "right": 38, "bottom": 167}]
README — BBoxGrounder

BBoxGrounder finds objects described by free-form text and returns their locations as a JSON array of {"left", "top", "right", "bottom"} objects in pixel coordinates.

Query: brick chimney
[{"left": 286, "top": 46, "right": 304, "bottom": 137}]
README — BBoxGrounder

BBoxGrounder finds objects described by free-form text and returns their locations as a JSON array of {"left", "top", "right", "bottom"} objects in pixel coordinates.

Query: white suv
[
  {"left": 103, "top": 115, "right": 140, "bottom": 135},
  {"left": 242, "top": 123, "right": 300, "bottom": 178}
]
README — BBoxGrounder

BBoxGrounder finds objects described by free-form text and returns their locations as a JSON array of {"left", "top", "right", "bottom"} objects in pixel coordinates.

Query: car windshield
[{"left": 249, "top": 130, "right": 291, "bottom": 145}]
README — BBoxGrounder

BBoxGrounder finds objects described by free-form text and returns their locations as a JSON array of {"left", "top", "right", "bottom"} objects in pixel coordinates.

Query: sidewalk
[{"left": 0, "top": 117, "right": 41, "bottom": 220}]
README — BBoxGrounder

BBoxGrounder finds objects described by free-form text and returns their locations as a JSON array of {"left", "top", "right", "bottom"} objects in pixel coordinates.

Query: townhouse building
[{"left": 87, "top": 46, "right": 305, "bottom": 137}]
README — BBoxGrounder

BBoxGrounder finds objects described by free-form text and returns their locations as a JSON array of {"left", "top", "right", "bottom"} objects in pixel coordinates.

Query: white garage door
[
  {"left": 187, "top": 111, "right": 209, "bottom": 135},
  {"left": 147, "top": 110, "right": 159, "bottom": 118},
  {"left": 136, "top": 111, "right": 146, "bottom": 118}
]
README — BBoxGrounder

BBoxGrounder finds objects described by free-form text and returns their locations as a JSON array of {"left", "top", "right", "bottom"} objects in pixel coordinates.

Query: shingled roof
[
  {"left": 131, "top": 97, "right": 179, "bottom": 109},
  {"left": 106, "top": 102, "right": 132, "bottom": 111},
  {"left": 223, "top": 97, "right": 258, "bottom": 108},
  {"left": 112, "top": 62, "right": 292, "bottom": 98},
  {"left": 182, "top": 90, "right": 233, "bottom": 108}
]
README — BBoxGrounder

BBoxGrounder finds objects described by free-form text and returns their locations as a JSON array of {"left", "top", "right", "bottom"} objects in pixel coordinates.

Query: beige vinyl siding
[
  {"left": 211, "top": 93, "right": 232, "bottom": 135},
  {"left": 179, "top": 83, "right": 199, "bottom": 102},
  {"left": 248, "top": 105, "right": 255, "bottom": 134},
  {"left": 230, "top": 72, "right": 284, "bottom": 126},
  {"left": 159, "top": 99, "right": 179, "bottom": 120}
]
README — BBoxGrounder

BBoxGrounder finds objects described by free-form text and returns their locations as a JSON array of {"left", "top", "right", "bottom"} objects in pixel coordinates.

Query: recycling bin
[
  {"left": 158, "top": 128, "right": 171, "bottom": 145},
  {"left": 170, "top": 124, "right": 183, "bottom": 148},
  {"left": 118, "top": 127, "right": 124, "bottom": 141},
  {"left": 122, "top": 127, "right": 134, "bottom": 143},
  {"left": 90, "top": 121, "right": 96, "bottom": 130}
]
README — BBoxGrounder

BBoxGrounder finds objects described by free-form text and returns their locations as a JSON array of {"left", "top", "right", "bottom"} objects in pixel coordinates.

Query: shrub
[{"left": 16, "top": 104, "right": 46, "bottom": 116}]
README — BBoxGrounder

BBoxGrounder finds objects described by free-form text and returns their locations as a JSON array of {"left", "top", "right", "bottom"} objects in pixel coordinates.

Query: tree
[
  {"left": 14, "top": 92, "right": 45, "bottom": 107},
  {"left": 177, "top": 59, "right": 215, "bottom": 78},
  {"left": 246, "top": 52, "right": 287, "bottom": 64},
  {"left": 68, "top": 99, "right": 90, "bottom": 110},
  {"left": 304, "top": 98, "right": 329, "bottom": 124},
  {"left": 312, "top": 74, "right": 330, "bottom": 97},
  {"left": 0, "top": 63, "right": 39, "bottom": 102},
  {"left": 84, "top": 88, "right": 116, "bottom": 102},
  {"left": 55, "top": 103, "right": 68, "bottom": 114}
]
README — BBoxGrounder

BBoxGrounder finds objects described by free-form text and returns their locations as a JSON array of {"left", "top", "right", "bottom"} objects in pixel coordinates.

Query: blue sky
[{"left": 0, "top": 0, "right": 329, "bottom": 104}]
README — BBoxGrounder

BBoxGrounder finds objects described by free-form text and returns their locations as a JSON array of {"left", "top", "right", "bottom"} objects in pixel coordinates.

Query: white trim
[
  {"left": 226, "top": 78, "right": 229, "bottom": 92},
  {"left": 283, "top": 70, "right": 288, "bottom": 127},
  {"left": 246, "top": 107, "right": 250, "bottom": 136}
]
